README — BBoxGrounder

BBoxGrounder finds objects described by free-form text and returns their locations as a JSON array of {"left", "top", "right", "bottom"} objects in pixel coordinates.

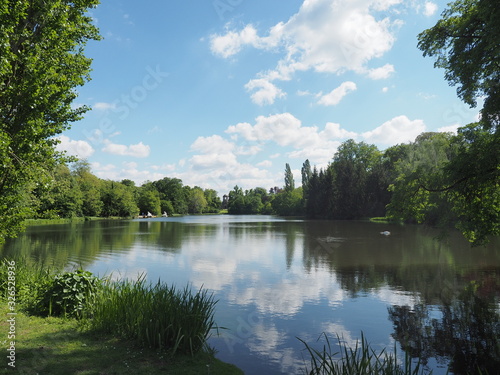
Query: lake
[{"left": 2, "top": 215, "right": 500, "bottom": 374}]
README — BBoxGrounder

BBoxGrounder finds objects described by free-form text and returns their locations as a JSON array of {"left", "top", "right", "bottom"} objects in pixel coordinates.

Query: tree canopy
[
  {"left": 415, "top": 0, "right": 500, "bottom": 244},
  {"left": 0, "top": 0, "right": 101, "bottom": 243},
  {"left": 417, "top": 0, "right": 500, "bottom": 130}
]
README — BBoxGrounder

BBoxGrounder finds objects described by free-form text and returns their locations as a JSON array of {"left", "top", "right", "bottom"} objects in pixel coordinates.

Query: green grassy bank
[
  {"left": 0, "top": 260, "right": 242, "bottom": 375},
  {"left": 0, "top": 304, "right": 242, "bottom": 374}
]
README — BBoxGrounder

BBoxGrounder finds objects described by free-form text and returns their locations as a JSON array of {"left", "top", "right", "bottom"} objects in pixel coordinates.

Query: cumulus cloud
[
  {"left": 55, "top": 135, "right": 94, "bottom": 158},
  {"left": 362, "top": 115, "right": 426, "bottom": 145},
  {"left": 210, "top": 0, "right": 403, "bottom": 104},
  {"left": 423, "top": 2, "right": 438, "bottom": 17},
  {"left": 245, "top": 78, "right": 286, "bottom": 106},
  {"left": 226, "top": 113, "right": 357, "bottom": 165},
  {"left": 366, "top": 63, "right": 395, "bottom": 80},
  {"left": 101, "top": 141, "right": 150, "bottom": 158},
  {"left": 317, "top": 81, "right": 357, "bottom": 106}
]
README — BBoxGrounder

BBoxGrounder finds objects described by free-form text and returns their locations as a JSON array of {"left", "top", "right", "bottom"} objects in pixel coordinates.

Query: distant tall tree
[
  {"left": 0, "top": 0, "right": 100, "bottom": 243},
  {"left": 301, "top": 159, "right": 312, "bottom": 200},
  {"left": 284, "top": 163, "right": 295, "bottom": 192}
]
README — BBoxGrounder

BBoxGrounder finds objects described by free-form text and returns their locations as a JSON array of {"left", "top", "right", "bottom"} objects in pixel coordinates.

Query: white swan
[{"left": 380, "top": 231, "right": 391, "bottom": 236}]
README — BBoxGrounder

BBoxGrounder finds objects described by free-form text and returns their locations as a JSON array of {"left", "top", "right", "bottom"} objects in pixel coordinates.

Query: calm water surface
[{"left": 2, "top": 215, "right": 500, "bottom": 374}]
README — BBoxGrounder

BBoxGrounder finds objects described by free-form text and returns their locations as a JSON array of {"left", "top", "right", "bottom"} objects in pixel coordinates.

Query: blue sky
[{"left": 57, "top": 0, "right": 480, "bottom": 196}]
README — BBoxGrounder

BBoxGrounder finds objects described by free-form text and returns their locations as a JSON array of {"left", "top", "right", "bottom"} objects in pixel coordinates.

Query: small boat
[{"left": 162, "top": 211, "right": 168, "bottom": 217}]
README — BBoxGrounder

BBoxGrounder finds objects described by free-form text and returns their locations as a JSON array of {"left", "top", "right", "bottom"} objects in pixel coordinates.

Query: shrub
[{"left": 36, "top": 269, "right": 101, "bottom": 318}]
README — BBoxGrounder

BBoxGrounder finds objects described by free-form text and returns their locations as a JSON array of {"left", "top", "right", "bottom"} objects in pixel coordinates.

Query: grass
[
  {"left": 0, "top": 259, "right": 242, "bottom": 374},
  {"left": 299, "top": 333, "right": 432, "bottom": 375},
  {"left": 0, "top": 304, "right": 242, "bottom": 374},
  {"left": 85, "top": 276, "right": 219, "bottom": 355}
]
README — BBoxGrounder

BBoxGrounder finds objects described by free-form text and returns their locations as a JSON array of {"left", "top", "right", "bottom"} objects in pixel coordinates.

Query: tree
[
  {"left": 417, "top": 0, "right": 500, "bottom": 131},
  {"left": 284, "top": 163, "right": 295, "bottom": 192},
  {"left": 188, "top": 186, "right": 208, "bottom": 214},
  {"left": 203, "top": 188, "right": 221, "bottom": 213},
  {"left": 416, "top": 0, "right": 500, "bottom": 244},
  {"left": 387, "top": 132, "right": 459, "bottom": 226},
  {"left": 100, "top": 180, "right": 138, "bottom": 218},
  {"left": 301, "top": 159, "right": 312, "bottom": 201},
  {"left": 0, "top": 0, "right": 100, "bottom": 243},
  {"left": 331, "top": 140, "right": 383, "bottom": 219},
  {"left": 34, "top": 163, "right": 83, "bottom": 218},
  {"left": 138, "top": 183, "right": 161, "bottom": 216},
  {"left": 72, "top": 160, "right": 102, "bottom": 217},
  {"left": 153, "top": 177, "right": 188, "bottom": 215}
]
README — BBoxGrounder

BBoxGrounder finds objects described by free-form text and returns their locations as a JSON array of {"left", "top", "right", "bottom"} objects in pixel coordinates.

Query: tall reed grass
[
  {"left": 299, "top": 333, "right": 432, "bottom": 375},
  {"left": 85, "top": 275, "right": 218, "bottom": 355}
]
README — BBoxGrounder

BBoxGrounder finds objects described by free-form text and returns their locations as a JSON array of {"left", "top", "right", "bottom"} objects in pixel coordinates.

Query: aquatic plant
[
  {"left": 86, "top": 275, "right": 218, "bottom": 355},
  {"left": 299, "top": 333, "right": 431, "bottom": 375}
]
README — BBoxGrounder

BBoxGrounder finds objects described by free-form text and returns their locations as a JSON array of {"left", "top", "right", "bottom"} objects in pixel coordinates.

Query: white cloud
[
  {"left": 366, "top": 63, "right": 395, "bottom": 80},
  {"left": 362, "top": 115, "right": 426, "bottom": 145},
  {"left": 55, "top": 135, "right": 94, "bottom": 158},
  {"left": 245, "top": 78, "right": 286, "bottom": 106},
  {"left": 257, "top": 160, "right": 272, "bottom": 168},
  {"left": 226, "top": 113, "right": 357, "bottom": 165},
  {"left": 437, "top": 124, "right": 460, "bottom": 134},
  {"left": 93, "top": 102, "right": 116, "bottom": 111},
  {"left": 423, "top": 2, "right": 438, "bottom": 17},
  {"left": 317, "top": 81, "right": 357, "bottom": 106},
  {"left": 190, "top": 134, "right": 235, "bottom": 154},
  {"left": 210, "top": 0, "right": 403, "bottom": 98},
  {"left": 102, "top": 141, "right": 150, "bottom": 158}
]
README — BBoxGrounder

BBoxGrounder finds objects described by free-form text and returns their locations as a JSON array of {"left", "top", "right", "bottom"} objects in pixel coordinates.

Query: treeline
[
  {"left": 231, "top": 128, "right": 497, "bottom": 245},
  {"left": 30, "top": 161, "right": 222, "bottom": 219}
]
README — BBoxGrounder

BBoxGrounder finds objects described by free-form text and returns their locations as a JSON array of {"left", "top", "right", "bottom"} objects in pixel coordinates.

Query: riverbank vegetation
[
  {"left": 0, "top": 259, "right": 242, "bottom": 374},
  {"left": 299, "top": 333, "right": 430, "bottom": 375}
]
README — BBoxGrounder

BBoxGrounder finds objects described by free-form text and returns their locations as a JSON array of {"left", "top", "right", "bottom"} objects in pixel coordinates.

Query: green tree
[
  {"left": 0, "top": 0, "right": 100, "bottom": 243},
  {"left": 188, "top": 186, "right": 208, "bottom": 214},
  {"left": 100, "top": 180, "right": 138, "bottom": 218},
  {"left": 35, "top": 163, "right": 83, "bottom": 218},
  {"left": 387, "top": 132, "right": 459, "bottom": 226},
  {"left": 138, "top": 183, "right": 161, "bottom": 216},
  {"left": 72, "top": 160, "right": 102, "bottom": 217},
  {"left": 417, "top": 0, "right": 500, "bottom": 131},
  {"left": 301, "top": 159, "right": 312, "bottom": 201},
  {"left": 203, "top": 189, "right": 221, "bottom": 213},
  {"left": 417, "top": 0, "right": 500, "bottom": 244},
  {"left": 227, "top": 185, "right": 245, "bottom": 214},
  {"left": 153, "top": 177, "right": 188, "bottom": 215},
  {"left": 331, "top": 140, "right": 383, "bottom": 219},
  {"left": 271, "top": 188, "right": 303, "bottom": 216},
  {"left": 284, "top": 163, "right": 295, "bottom": 192}
]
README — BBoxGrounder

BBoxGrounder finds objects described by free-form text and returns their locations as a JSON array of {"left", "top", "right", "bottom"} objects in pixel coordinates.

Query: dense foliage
[
  {"left": 0, "top": 0, "right": 101, "bottom": 244},
  {"left": 26, "top": 160, "right": 224, "bottom": 219},
  {"left": 415, "top": 0, "right": 500, "bottom": 244}
]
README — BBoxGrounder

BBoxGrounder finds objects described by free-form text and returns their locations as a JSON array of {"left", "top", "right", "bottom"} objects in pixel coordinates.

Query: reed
[
  {"left": 86, "top": 275, "right": 218, "bottom": 356},
  {"left": 299, "top": 333, "right": 431, "bottom": 375}
]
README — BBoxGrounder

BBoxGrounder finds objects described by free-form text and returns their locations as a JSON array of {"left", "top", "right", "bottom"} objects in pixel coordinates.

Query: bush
[{"left": 36, "top": 269, "right": 101, "bottom": 318}]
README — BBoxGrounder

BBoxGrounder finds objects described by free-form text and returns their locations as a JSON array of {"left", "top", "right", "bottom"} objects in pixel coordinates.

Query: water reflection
[{"left": 1, "top": 216, "right": 499, "bottom": 374}]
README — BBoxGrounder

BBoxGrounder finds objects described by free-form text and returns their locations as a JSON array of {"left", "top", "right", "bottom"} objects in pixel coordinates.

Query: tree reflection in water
[{"left": 389, "top": 275, "right": 500, "bottom": 374}]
